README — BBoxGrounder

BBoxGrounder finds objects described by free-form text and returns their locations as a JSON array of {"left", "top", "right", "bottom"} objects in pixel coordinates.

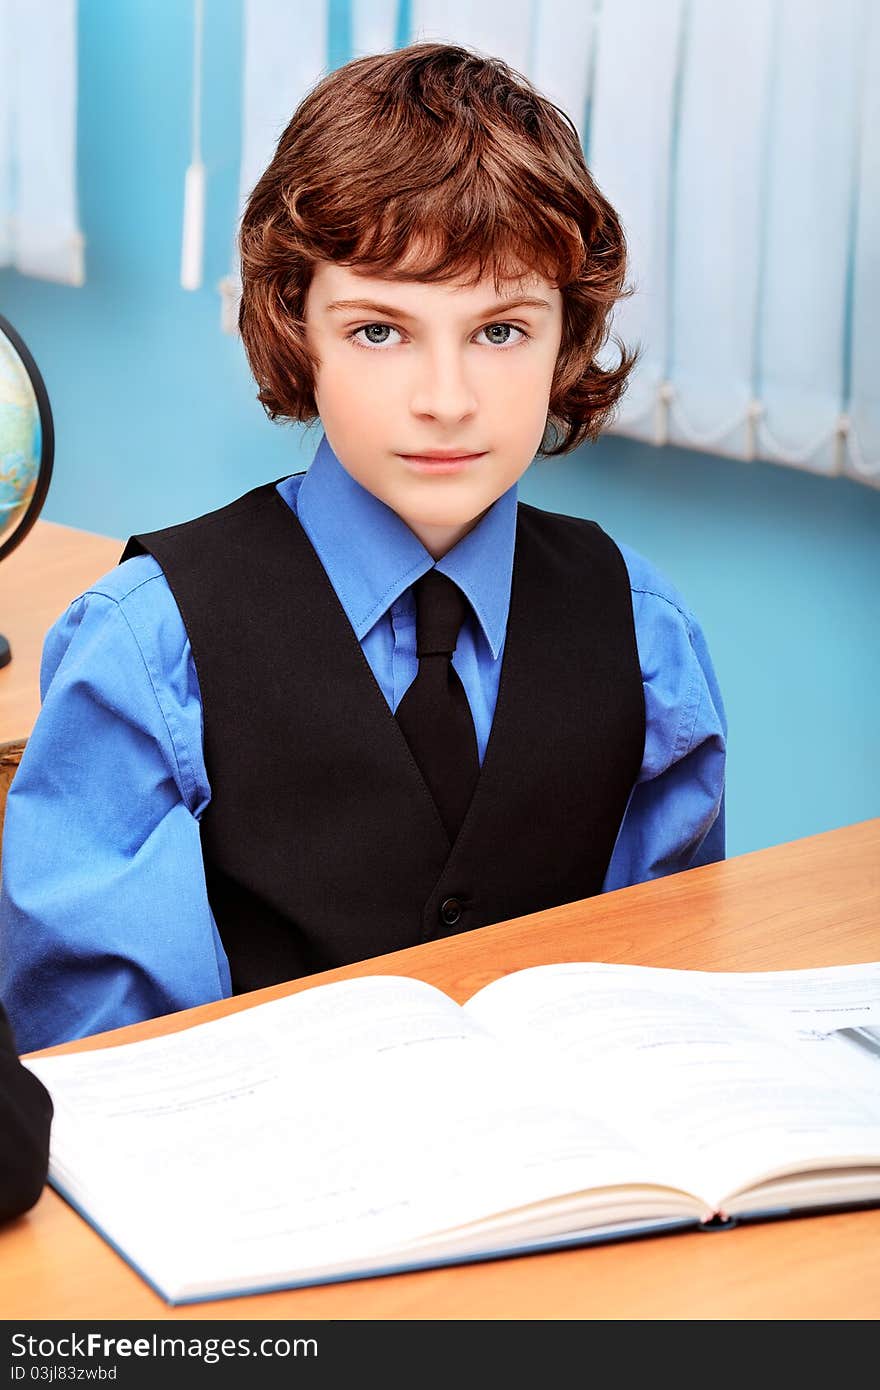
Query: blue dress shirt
[{"left": 0, "top": 437, "right": 726, "bottom": 1052}]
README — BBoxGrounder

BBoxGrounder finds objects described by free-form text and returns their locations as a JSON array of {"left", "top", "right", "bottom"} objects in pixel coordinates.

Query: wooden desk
[
  {"left": 2, "top": 818, "right": 878, "bottom": 1320},
  {"left": 0, "top": 518, "right": 122, "bottom": 743}
]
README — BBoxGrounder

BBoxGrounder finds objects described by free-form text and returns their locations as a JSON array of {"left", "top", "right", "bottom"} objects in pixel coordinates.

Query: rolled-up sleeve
[
  {"left": 0, "top": 561, "right": 230, "bottom": 1054},
  {"left": 603, "top": 562, "right": 727, "bottom": 892}
]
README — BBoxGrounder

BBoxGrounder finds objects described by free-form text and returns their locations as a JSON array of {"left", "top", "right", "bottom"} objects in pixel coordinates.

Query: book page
[
  {"left": 26, "top": 975, "right": 689, "bottom": 1297},
  {"left": 684, "top": 962, "right": 880, "bottom": 1094},
  {"left": 463, "top": 963, "right": 880, "bottom": 1210},
  {"left": 690, "top": 960, "right": 880, "bottom": 1040}
]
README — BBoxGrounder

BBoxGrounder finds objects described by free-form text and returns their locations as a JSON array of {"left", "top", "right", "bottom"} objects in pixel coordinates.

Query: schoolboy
[{"left": 0, "top": 43, "right": 726, "bottom": 1054}]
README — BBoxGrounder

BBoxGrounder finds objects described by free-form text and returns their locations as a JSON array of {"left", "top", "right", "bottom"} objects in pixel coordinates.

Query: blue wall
[{"left": 1, "top": 0, "right": 877, "bottom": 859}]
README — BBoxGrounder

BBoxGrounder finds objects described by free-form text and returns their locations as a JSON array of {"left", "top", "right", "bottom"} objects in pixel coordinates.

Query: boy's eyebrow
[{"left": 323, "top": 296, "right": 554, "bottom": 319}]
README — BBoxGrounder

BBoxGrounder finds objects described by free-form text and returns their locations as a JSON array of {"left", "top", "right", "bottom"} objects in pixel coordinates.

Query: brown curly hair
[{"left": 238, "top": 41, "right": 639, "bottom": 455}]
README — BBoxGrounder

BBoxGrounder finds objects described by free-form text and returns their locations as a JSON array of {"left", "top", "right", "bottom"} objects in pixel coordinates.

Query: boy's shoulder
[
  {"left": 50, "top": 554, "right": 182, "bottom": 657},
  {"left": 614, "top": 540, "right": 696, "bottom": 627},
  {"left": 76, "top": 552, "right": 168, "bottom": 608},
  {"left": 528, "top": 503, "right": 698, "bottom": 633},
  {"left": 42, "top": 554, "right": 194, "bottom": 716},
  {"left": 518, "top": 501, "right": 702, "bottom": 642}
]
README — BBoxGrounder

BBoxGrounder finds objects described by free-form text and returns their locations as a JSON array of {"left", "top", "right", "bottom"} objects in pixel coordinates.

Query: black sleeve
[{"left": 0, "top": 1001, "right": 52, "bottom": 1222}]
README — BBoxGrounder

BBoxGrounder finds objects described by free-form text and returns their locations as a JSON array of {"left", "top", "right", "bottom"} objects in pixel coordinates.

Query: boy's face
[{"left": 303, "top": 259, "right": 564, "bottom": 557}]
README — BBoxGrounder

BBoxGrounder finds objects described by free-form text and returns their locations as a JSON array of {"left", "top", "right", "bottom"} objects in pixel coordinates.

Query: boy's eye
[
  {"left": 476, "top": 323, "right": 527, "bottom": 347},
  {"left": 353, "top": 323, "right": 401, "bottom": 347}
]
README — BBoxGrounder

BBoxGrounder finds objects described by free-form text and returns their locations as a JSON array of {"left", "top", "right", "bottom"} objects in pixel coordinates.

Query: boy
[{"left": 0, "top": 43, "right": 726, "bottom": 1054}]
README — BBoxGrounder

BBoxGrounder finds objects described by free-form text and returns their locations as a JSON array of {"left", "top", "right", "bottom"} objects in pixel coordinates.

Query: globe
[{"left": 0, "top": 314, "right": 54, "bottom": 667}]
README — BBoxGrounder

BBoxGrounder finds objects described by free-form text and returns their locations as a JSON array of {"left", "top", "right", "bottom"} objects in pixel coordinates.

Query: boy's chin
[{"left": 404, "top": 499, "right": 490, "bottom": 528}]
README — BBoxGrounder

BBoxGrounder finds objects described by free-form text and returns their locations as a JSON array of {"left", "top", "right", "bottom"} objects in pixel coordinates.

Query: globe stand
[{"left": 0, "top": 635, "right": 10, "bottom": 670}]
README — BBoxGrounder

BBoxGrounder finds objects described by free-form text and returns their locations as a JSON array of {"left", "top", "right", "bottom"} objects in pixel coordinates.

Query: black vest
[{"left": 121, "top": 478, "right": 645, "bottom": 992}]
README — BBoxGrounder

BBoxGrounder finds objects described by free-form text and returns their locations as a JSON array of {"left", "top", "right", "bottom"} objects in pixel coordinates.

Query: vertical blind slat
[
  {"left": 847, "top": 0, "right": 880, "bottom": 482},
  {"left": 757, "top": 0, "right": 861, "bottom": 476},
  {"left": 352, "top": 0, "right": 398, "bottom": 57},
  {"left": 585, "top": 0, "right": 685, "bottom": 442},
  {"left": 0, "top": 1, "right": 12, "bottom": 268},
  {"left": 221, "top": 0, "right": 329, "bottom": 329},
  {"left": 2, "top": 0, "right": 83, "bottom": 285},
  {"left": 665, "top": 0, "right": 774, "bottom": 458},
  {"left": 239, "top": 0, "right": 329, "bottom": 215},
  {"left": 530, "top": 0, "right": 596, "bottom": 139},
  {"left": 410, "top": 0, "right": 532, "bottom": 74}
]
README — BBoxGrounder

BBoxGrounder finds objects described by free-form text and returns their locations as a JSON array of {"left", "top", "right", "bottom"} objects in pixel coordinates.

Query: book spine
[{"left": 698, "top": 1213, "right": 738, "bottom": 1231}]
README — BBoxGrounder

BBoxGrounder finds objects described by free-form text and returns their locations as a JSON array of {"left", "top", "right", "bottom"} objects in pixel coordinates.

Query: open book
[{"left": 24, "top": 960, "right": 880, "bottom": 1305}]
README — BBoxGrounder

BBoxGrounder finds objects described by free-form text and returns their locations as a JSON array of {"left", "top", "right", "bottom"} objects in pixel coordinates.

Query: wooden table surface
[
  {"left": 0, "top": 518, "right": 122, "bottom": 743},
  {"left": 3, "top": 817, "right": 879, "bottom": 1320}
]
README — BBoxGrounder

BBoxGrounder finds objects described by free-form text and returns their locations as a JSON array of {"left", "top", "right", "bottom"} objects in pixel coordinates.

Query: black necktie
[{"left": 395, "top": 568, "right": 480, "bottom": 843}]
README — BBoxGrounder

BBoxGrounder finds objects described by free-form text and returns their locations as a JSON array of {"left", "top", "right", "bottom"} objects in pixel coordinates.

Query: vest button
[{"left": 440, "top": 896, "right": 462, "bottom": 926}]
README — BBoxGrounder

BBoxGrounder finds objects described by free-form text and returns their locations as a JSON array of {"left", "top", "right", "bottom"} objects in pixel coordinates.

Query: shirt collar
[{"left": 287, "top": 434, "right": 517, "bottom": 659}]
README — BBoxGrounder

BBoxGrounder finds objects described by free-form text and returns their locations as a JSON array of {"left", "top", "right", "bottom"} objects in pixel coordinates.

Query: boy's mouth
[{"left": 398, "top": 450, "right": 487, "bottom": 474}]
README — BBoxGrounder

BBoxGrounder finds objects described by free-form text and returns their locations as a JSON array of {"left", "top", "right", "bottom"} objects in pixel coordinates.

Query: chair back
[{"left": 0, "top": 740, "right": 26, "bottom": 878}]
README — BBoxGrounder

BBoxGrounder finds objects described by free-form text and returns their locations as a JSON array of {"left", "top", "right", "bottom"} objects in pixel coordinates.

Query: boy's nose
[{"left": 409, "top": 349, "right": 478, "bottom": 423}]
